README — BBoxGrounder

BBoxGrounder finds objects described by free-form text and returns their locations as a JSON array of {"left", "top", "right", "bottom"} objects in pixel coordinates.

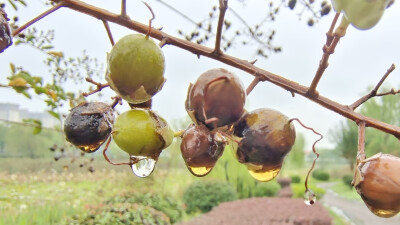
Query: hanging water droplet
[
  {"left": 365, "top": 202, "right": 399, "bottom": 218},
  {"left": 188, "top": 166, "right": 212, "bottom": 177},
  {"left": 248, "top": 167, "right": 281, "bottom": 182},
  {"left": 78, "top": 141, "right": 105, "bottom": 153},
  {"left": 130, "top": 156, "right": 156, "bottom": 178},
  {"left": 304, "top": 189, "right": 316, "bottom": 205}
]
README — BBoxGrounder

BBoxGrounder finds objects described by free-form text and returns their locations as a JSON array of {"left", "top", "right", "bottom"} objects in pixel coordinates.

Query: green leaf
[
  {"left": 8, "top": 0, "right": 17, "bottom": 10},
  {"left": 10, "top": 63, "right": 16, "bottom": 74},
  {"left": 41, "top": 45, "right": 54, "bottom": 50},
  {"left": 47, "top": 110, "right": 61, "bottom": 120},
  {"left": 22, "top": 119, "right": 42, "bottom": 134}
]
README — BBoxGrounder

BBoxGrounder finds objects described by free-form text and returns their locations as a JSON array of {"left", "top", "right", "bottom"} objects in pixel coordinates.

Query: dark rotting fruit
[
  {"left": 0, "top": 8, "right": 12, "bottom": 53},
  {"left": 180, "top": 124, "right": 226, "bottom": 176},
  {"left": 64, "top": 102, "right": 114, "bottom": 153},
  {"left": 186, "top": 68, "right": 246, "bottom": 129},
  {"left": 233, "top": 108, "right": 296, "bottom": 181},
  {"left": 353, "top": 153, "right": 400, "bottom": 218}
]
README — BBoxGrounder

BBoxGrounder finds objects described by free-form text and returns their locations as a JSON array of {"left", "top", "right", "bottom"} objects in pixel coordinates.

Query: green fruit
[
  {"left": 331, "top": 0, "right": 394, "bottom": 29},
  {"left": 64, "top": 102, "right": 114, "bottom": 153},
  {"left": 112, "top": 109, "right": 174, "bottom": 159},
  {"left": 106, "top": 34, "right": 166, "bottom": 104}
]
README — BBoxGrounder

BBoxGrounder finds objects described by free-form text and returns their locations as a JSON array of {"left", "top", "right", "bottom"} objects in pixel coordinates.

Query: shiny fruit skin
[
  {"left": 112, "top": 108, "right": 174, "bottom": 159},
  {"left": 64, "top": 102, "right": 114, "bottom": 153},
  {"left": 186, "top": 68, "right": 246, "bottom": 129},
  {"left": 106, "top": 34, "right": 165, "bottom": 104},
  {"left": 0, "top": 8, "right": 12, "bottom": 53},
  {"left": 331, "top": 0, "right": 393, "bottom": 30},
  {"left": 180, "top": 124, "right": 225, "bottom": 168},
  {"left": 233, "top": 108, "right": 296, "bottom": 171},
  {"left": 354, "top": 153, "right": 400, "bottom": 217}
]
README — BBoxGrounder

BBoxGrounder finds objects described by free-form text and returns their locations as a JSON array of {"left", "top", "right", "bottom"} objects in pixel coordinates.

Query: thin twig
[
  {"left": 102, "top": 20, "right": 114, "bottom": 46},
  {"left": 102, "top": 137, "right": 131, "bottom": 166},
  {"left": 246, "top": 76, "right": 260, "bottom": 95},
  {"left": 357, "top": 121, "right": 366, "bottom": 164},
  {"left": 214, "top": 0, "right": 228, "bottom": 54},
  {"left": 326, "top": 12, "right": 340, "bottom": 46},
  {"left": 12, "top": 2, "right": 64, "bottom": 36},
  {"left": 110, "top": 96, "right": 122, "bottom": 109},
  {"left": 121, "top": 0, "right": 127, "bottom": 18},
  {"left": 82, "top": 77, "right": 109, "bottom": 97},
  {"left": 376, "top": 88, "right": 400, "bottom": 96},
  {"left": 143, "top": 2, "right": 155, "bottom": 38},
  {"left": 288, "top": 118, "right": 323, "bottom": 192},
  {"left": 350, "top": 64, "right": 396, "bottom": 110}
]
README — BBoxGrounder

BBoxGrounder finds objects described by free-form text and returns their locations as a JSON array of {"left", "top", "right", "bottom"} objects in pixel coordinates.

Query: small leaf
[
  {"left": 22, "top": 119, "right": 42, "bottom": 134},
  {"left": 10, "top": 63, "right": 16, "bottom": 74},
  {"left": 48, "top": 51, "right": 63, "bottom": 58},
  {"left": 8, "top": 76, "right": 27, "bottom": 87},
  {"left": 41, "top": 45, "right": 54, "bottom": 50},
  {"left": 47, "top": 110, "right": 61, "bottom": 120}
]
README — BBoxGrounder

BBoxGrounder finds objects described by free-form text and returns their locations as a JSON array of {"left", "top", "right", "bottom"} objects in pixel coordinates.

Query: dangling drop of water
[
  {"left": 130, "top": 156, "right": 156, "bottom": 178},
  {"left": 248, "top": 167, "right": 280, "bottom": 182},
  {"left": 78, "top": 140, "right": 106, "bottom": 153},
  {"left": 188, "top": 166, "right": 213, "bottom": 177},
  {"left": 365, "top": 203, "right": 399, "bottom": 218},
  {"left": 304, "top": 189, "right": 316, "bottom": 205}
]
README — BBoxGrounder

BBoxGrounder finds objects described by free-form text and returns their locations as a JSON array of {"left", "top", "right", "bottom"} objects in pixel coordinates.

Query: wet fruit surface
[
  {"left": 106, "top": 34, "right": 165, "bottom": 104},
  {"left": 0, "top": 8, "right": 12, "bottom": 53},
  {"left": 354, "top": 153, "right": 400, "bottom": 218},
  {"left": 180, "top": 124, "right": 226, "bottom": 176},
  {"left": 112, "top": 108, "right": 174, "bottom": 159},
  {"left": 233, "top": 108, "right": 295, "bottom": 181},
  {"left": 186, "top": 68, "right": 246, "bottom": 129},
  {"left": 64, "top": 102, "right": 114, "bottom": 153}
]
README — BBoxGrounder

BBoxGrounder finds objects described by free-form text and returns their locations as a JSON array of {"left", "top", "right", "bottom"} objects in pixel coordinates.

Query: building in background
[{"left": 0, "top": 103, "right": 60, "bottom": 128}]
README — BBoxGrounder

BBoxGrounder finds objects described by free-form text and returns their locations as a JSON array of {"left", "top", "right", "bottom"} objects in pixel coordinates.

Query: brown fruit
[
  {"left": 354, "top": 153, "right": 400, "bottom": 218},
  {"left": 0, "top": 8, "right": 12, "bottom": 53},
  {"left": 64, "top": 102, "right": 114, "bottom": 153},
  {"left": 185, "top": 68, "right": 246, "bottom": 129},
  {"left": 233, "top": 108, "right": 295, "bottom": 181},
  {"left": 180, "top": 124, "right": 226, "bottom": 176}
]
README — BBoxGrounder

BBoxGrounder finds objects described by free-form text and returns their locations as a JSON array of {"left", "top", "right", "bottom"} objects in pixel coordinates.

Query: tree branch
[
  {"left": 102, "top": 20, "right": 114, "bottom": 46},
  {"left": 44, "top": 0, "right": 400, "bottom": 139},
  {"left": 349, "top": 64, "right": 396, "bottom": 110}
]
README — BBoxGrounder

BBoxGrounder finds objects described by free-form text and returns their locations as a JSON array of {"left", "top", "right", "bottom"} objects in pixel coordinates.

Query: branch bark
[{"left": 44, "top": 0, "right": 400, "bottom": 139}]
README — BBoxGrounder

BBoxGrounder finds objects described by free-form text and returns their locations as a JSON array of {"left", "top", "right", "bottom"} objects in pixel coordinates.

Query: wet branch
[
  {"left": 349, "top": 64, "right": 397, "bottom": 110},
  {"left": 31, "top": 0, "right": 400, "bottom": 139}
]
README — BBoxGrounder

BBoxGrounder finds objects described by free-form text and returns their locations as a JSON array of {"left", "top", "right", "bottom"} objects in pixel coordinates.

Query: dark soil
[{"left": 178, "top": 197, "right": 332, "bottom": 225}]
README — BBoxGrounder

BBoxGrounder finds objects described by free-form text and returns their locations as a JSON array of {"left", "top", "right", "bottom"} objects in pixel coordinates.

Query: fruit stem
[
  {"left": 174, "top": 130, "right": 184, "bottom": 137},
  {"left": 357, "top": 121, "right": 366, "bottom": 164},
  {"left": 102, "top": 137, "right": 131, "bottom": 166},
  {"left": 102, "top": 20, "right": 115, "bottom": 46},
  {"left": 288, "top": 118, "right": 323, "bottom": 191}
]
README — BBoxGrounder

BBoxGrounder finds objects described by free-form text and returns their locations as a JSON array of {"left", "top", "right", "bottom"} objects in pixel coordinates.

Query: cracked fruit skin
[
  {"left": 233, "top": 108, "right": 295, "bottom": 174},
  {"left": 106, "top": 34, "right": 165, "bottom": 104},
  {"left": 331, "top": 0, "right": 394, "bottom": 29},
  {"left": 64, "top": 102, "right": 114, "bottom": 153},
  {"left": 112, "top": 109, "right": 174, "bottom": 159},
  {"left": 354, "top": 153, "right": 400, "bottom": 218},
  {"left": 186, "top": 68, "right": 246, "bottom": 129}
]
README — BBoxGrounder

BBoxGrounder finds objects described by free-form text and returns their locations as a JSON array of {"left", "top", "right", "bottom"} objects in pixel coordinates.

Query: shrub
[
  {"left": 342, "top": 174, "right": 354, "bottom": 188},
  {"left": 290, "top": 175, "right": 301, "bottom": 183},
  {"left": 253, "top": 181, "right": 280, "bottom": 197},
  {"left": 65, "top": 203, "right": 170, "bottom": 225},
  {"left": 106, "top": 192, "right": 183, "bottom": 223},
  {"left": 312, "top": 169, "right": 330, "bottom": 181},
  {"left": 291, "top": 183, "right": 326, "bottom": 200},
  {"left": 183, "top": 180, "right": 238, "bottom": 214}
]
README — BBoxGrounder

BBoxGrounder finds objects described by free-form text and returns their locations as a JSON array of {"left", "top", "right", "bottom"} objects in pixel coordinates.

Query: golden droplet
[
  {"left": 366, "top": 204, "right": 399, "bottom": 218},
  {"left": 248, "top": 167, "right": 281, "bottom": 182},
  {"left": 78, "top": 142, "right": 104, "bottom": 153},
  {"left": 188, "top": 166, "right": 212, "bottom": 177}
]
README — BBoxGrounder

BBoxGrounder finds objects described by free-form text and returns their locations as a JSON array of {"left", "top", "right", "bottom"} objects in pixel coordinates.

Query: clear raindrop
[
  {"left": 130, "top": 156, "right": 156, "bottom": 178},
  {"left": 304, "top": 189, "right": 316, "bottom": 205}
]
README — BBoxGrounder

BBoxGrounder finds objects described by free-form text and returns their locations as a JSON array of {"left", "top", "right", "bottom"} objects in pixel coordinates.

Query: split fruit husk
[
  {"left": 185, "top": 68, "right": 246, "bottom": 129},
  {"left": 233, "top": 108, "right": 296, "bottom": 181},
  {"left": 353, "top": 153, "right": 400, "bottom": 218},
  {"left": 64, "top": 102, "right": 114, "bottom": 153}
]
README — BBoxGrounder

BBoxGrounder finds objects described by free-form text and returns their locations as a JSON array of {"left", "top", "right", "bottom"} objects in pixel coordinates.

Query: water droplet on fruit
[
  {"left": 365, "top": 203, "right": 399, "bottom": 218},
  {"left": 248, "top": 167, "right": 280, "bottom": 182},
  {"left": 78, "top": 141, "right": 106, "bottom": 153},
  {"left": 188, "top": 166, "right": 212, "bottom": 177},
  {"left": 304, "top": 189, "right": 316, "bottom": 205},
  {"left": 130, "top": 156, "right": 156, "bottom": 178}
]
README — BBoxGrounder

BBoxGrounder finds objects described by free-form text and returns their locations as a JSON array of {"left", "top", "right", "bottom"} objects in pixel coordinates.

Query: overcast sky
[{"left": 1, "top": 0, "right": 399, "bottom": 149}]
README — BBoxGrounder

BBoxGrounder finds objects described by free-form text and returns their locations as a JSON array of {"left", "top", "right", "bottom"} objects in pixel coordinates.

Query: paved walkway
[{"left": 318, "top": 182, "right": 400, "bottom": 225}]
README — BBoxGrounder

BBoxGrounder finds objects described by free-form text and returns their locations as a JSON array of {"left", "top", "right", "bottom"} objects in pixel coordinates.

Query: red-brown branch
[
  {"left": 350, "top": 64, "right": 397, "bottom": 110},
  {"left": 214, "top": 0, "right": 228, "bottom": 54},
  {"left": 39, "top": 0, "right": 400, "bottom": 139}
]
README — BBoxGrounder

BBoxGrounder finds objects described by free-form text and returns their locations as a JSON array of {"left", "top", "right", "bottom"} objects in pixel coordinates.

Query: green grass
[
  {"left": 330, "top": 180, "right": 362, "bottom": 201},
  {"left": 326, "top": 207, "right": 351, "bottom": 225}
]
